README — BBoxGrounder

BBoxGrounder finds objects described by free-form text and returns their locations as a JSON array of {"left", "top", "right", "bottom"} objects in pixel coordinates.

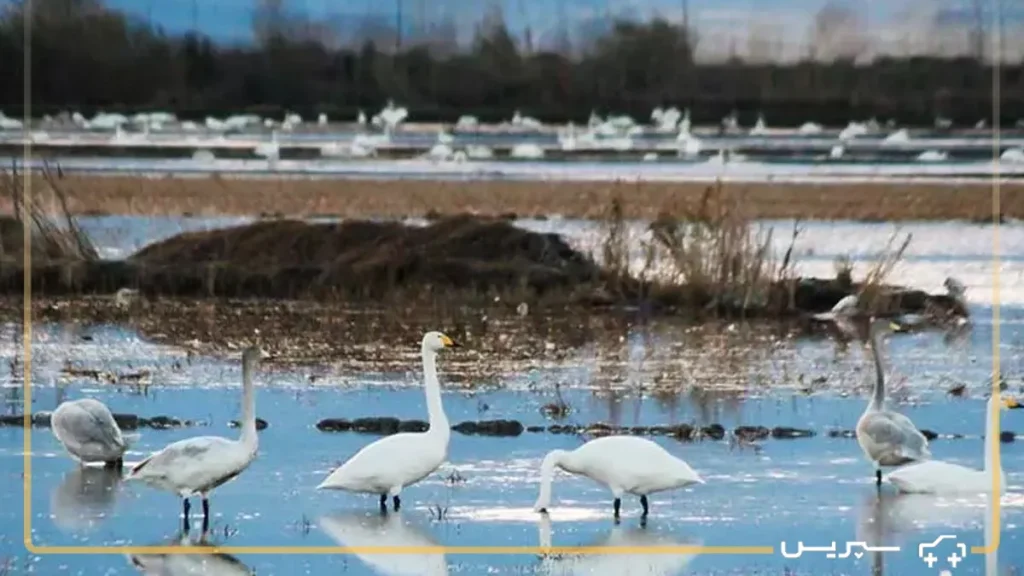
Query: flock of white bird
[
  {"left": 8, "top": 103, "right": 1024, "bottom": 166},
  {"left": 48, "top": 286, "right": 1017, "bottom": 536}
]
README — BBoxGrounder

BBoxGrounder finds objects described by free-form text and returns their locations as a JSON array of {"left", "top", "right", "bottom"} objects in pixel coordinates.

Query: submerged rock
[
  {"left": 452, "top": 419, "right": 524, "bottom": 437},
  {"left": 771, "top": 427, "right": 815, "bottom": 439},
  {"left": 228, "top": 418, "right": 269, "bottom": 430}
]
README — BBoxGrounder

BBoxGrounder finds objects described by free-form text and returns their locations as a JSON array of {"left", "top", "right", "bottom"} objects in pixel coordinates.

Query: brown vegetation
[{"left": 39, "top": 175, "right": 1024, "bottom": 222}]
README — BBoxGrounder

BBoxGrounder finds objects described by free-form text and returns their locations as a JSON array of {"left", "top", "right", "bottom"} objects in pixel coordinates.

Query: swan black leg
[
  {"left": 392, "top": 495, "right": 401, "bottom": 512},
  {"left": 182, "top": 498, "right": 191, "bottom": 533},
  {"left": 640, "top": 495, "right": 649, "bottom": 517},
  {"left": 202, "top": 498, "right": 210, "bottom": 533},
  {"left": 613, "top": 498, "right": 621, "bottom": 522},
  {"left": 104, "top": 458, "right": 122, "bottom": 470},
  {"left": 379, "top": 494, "right": 388, "bottom": 514},
  {"left": 875, "top": 469, "right": 882, "bottom": 487}
]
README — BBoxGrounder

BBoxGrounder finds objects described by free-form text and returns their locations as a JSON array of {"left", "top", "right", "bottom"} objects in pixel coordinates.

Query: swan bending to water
[
  {"left": 533, "top": 436, "right": 703, "bottom": 521},
  {"left": 51, "top": 398, "right": 134, "bottom": 469},
  {"left": 857, "top": 319, "right": 931, "bottom": 487},
  {"left": 125, "top": 346, "right": 262, "bottom": 532},
  {"left": 318, "top": 331, "right": 460, "bottom": 512},
  {"left": 885, "top": 393, "right": 1021, "bottom": 494}
]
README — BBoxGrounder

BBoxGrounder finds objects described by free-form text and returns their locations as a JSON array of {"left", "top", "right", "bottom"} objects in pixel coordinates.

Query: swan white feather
[
  {"left": 125, "top": 346, "right": 262, "bottom": 529},
  {"left": 856, "top": 319, "right": 930, "bottom": 484},
  {"left": 51, "top": 398, "right": 133, "bottom": 466},
  {"left": 317, "top": 331, "right": 459, "bottom": 511},
  {"left": 532, "top": 435, "right": 703, "bottom": 519},
  {"left": 884, "top": 394, "right": 1018, "bottom": 494}
]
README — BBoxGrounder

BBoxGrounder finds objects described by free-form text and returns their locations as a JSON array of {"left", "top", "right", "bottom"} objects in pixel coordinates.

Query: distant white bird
[
  {"left": 812, "top": 294, "right": 861, "bottom": 337},
  {"left": 317, "top": 332, "right": 460, "bottom": 512},
  {"left": 885, "top": 393, "right": 1020, "bottom": 494},
  {"left": 125, "top": 346, "right": 262, "bottom": 532},
  {"left": 533, "top": 436, "right": 703, "bottom": 521},
  {"left": 51, "top": 398, "right": 133, "bottom": 469},
  {"left": 857, "top": 319, "right": 931, "bottom": 487}
]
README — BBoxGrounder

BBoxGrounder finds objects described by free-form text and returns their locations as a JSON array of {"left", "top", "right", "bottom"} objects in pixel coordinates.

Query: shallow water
[
  {"left": 2, "top": 215, "right": 1024, "bottom": 574},
  {"left": 2, "top": 311, "right": 1024, "bottom": 574}
]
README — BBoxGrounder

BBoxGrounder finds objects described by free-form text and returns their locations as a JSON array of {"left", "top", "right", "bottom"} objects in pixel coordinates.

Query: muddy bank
[
  {"left": 0, "top": 215, "right": 966, "bottom": 322},
  {"left": 43, "top": 175, "right": 1024, "bottom": 221}
]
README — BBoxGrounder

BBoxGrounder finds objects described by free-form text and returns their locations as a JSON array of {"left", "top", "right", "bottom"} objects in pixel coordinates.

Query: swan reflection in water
[
  {"left": 537, "top": 513, "right": 699, "bottom": 576},
  {"left": 50, "top": 464, "right": 123, "bottom": 532},
  {"left": 127, "top": 533, "right": 252, "bottom": 576},
  {"left": 319, "top": 511, "right": 447, "bottom": 576},
  {"left": 857, "top": 491, "right": 1002, "bottom": 576}
]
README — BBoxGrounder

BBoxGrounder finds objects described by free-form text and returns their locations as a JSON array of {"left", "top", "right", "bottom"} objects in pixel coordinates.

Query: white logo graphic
[
  {"left": 918, "top": 535, "right": 966, "bottom": 570},
  {"left": 780, "top": 540, "right": 901, "bottom": 559}
]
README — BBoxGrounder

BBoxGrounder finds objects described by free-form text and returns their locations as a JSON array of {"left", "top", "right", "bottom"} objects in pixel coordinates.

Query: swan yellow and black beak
[
  {"left": 1003, "top": 396, "right": 1022, "bottom": 410},
  {"left": 440, "top": 334, "right": 461, "bottom": 348}
]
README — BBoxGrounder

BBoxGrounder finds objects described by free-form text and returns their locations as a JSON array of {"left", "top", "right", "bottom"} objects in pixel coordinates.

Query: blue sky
[{"left": 105, "top": 0, "right": 1023, "bottom": 60}]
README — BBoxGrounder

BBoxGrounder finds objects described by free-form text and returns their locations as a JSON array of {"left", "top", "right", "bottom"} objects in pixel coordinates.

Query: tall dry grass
[
  {"left": 599, "top": 180, "right": 909, "bottom": 317},
  {"left": 0, "top": 162, "right": 97, "bottom": 264}
]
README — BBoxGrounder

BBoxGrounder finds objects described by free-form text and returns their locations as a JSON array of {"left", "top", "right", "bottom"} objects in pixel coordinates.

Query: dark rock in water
[
  {"left": 647, "top": 425, "right": 673, "bottom": 436},
  {"left": 584, "top": 423, "right": 618, "bottom": 437},
  {"left": 31, "top": 412, "right": 53, "bottom": 427},
  {"left": 351, "top": 417, "right": 401, "bottom": 435},
  {"left": 526, "top": 425, "right": 546, "bottom": 433},
  {"left": 399, "top": 420, "right": 429, "bottom": 432},
  {"left": 144, "top": 415, "right": 189, "bottom": 429},
  {"left": 0, "top": 414, "right": 38, "bottom": 427},
  {"left": 316, "top": 418, "right": 352, "bottom": 432},
  {"left": 1001, "top": 431, "right": 1016, "bottom": 443},
  {"left": 771, "top": 427, "right": 815, "bottom": 439},
  {"left": 548, "top": 424, "right": 577, "bottom": 434},
  {"left": 735, "top": 426, "right": 770, "bottom": 441},
  {"left": 668, "top": 424, "right": 696, "bottom": 440},
  {"left": 700, "top": 424, "right": 726, "bottom": 440},
  {"left": 920, "top": 429, "right": 939, "bottom": 441},
  {"left": 112, "top": 413, "right": 141, "bottom": 430},
  {"left": 229, "top": 418, "right": 269, "bottom": 430},
  {"left": 452, "top": 419, "right": 524, "bottom": 437},
  {"left": 629, "top": 426, "right": 650, "bottom": 435},
  {"left": 828, "top": 429, "right": 857, "bottom": 438}
]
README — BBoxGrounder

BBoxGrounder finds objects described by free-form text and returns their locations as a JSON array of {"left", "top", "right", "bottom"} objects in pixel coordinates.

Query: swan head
[{"left": 422, "top": 331, "right": 460, "bottom": 353}]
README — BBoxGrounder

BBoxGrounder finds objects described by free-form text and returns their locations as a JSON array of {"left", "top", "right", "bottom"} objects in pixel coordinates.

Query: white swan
[
  {"left": 51, "top": 398, "right": 134, "bottom": 469},
  {"left": 125, "top": 346, "right": 262, "bottom": 532},
  {"left": 532, "top": 436, "right": 703, "bottom": 521},
  {"left": 885, "top": 393, "right": 1020, "bottom": 494},
  {"left": 812, "top": 294, "right": 861, "bottom": 337},
  {"left": 538, "top": 513, "right": 699, "bottom": 576},
  {"left": 857, "top": 319, "right": 931, "bottom": 486},
  {"left": 319, "top": 512, "right": 446, "bottom": 576},
  {"left": 317, "top": 331, "right": 459, "bottom": 512},
  {"left": 127, "top": 533, "right": 252, "bottom": 576}
]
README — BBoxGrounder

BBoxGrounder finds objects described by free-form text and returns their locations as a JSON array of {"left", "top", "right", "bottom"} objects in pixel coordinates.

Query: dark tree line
[{"left": 1, "top": 0, "right": 1022, "bottom": 127}]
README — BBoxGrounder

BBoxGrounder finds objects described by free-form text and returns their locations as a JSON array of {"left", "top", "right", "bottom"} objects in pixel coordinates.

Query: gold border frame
[{"left": 16, "top": 0, "right": 1003, "bottom": 559}]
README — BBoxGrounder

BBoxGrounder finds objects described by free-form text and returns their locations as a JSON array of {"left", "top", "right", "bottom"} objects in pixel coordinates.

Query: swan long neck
[
  {"left": 534, "top": 450, "right": 568, "bottom": 511},
  {"left": 868, "top": 329, "right": 886, "bottom": 411},
  {"left": 239, "top": 356, "right": 258, "bottom": 450},
  {"left": 984, "top": 394, "right": 999, "bottom": 476},
  {"left": 422, "top": 348, "right": 449, "bottom": 434}
]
